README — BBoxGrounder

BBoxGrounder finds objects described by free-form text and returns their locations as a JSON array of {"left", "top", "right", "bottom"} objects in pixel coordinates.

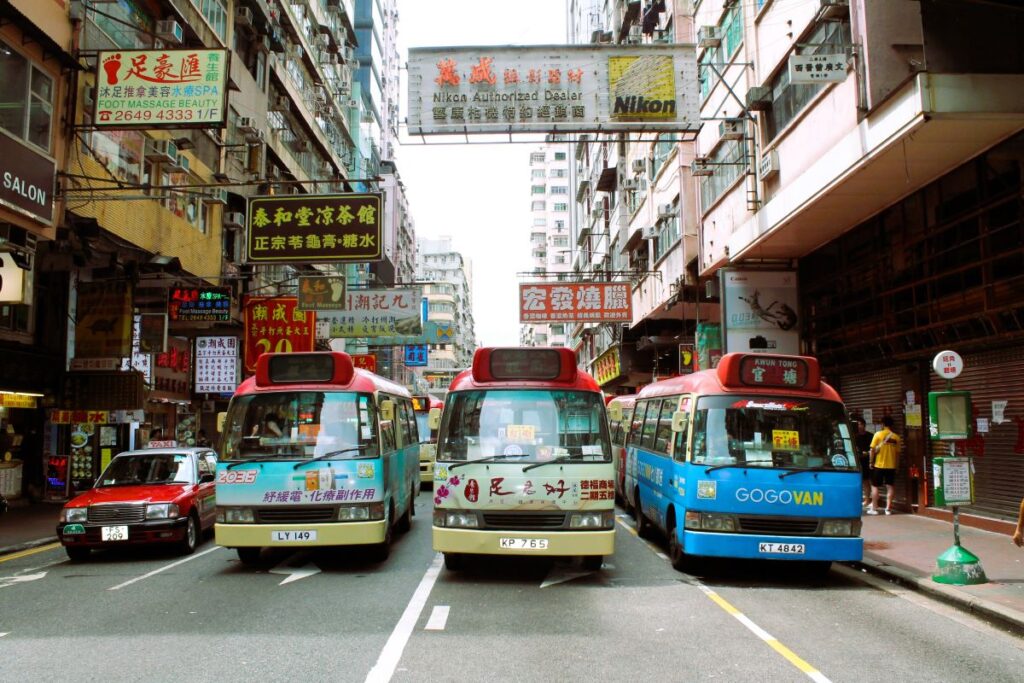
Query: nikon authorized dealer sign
[{"left": 407, "top": 44, "right": 699, "bottom": 135}]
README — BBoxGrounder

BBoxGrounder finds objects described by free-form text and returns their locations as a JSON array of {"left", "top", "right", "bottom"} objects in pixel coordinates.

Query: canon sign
[{"left": 735, "top": 487, "right": 823, "bottom": 506}]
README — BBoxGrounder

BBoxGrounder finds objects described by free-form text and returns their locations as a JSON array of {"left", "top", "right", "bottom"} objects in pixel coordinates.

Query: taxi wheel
[
  {"left": 237, "top": 548, "right": 261, "bottom": 566},
  {"left": 443, "top": 552, "right": 464, "bottom": 571},
  {"left": 65, "top": 546, "right": 90, "bottom": 562},
  {"left": 178, "top": 515, "right": 198, "bottom": 555}
]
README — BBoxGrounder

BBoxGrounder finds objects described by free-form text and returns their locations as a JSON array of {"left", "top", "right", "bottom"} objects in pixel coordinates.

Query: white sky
[{"left": 395, "top": 0, "right": 568, "bottom": 347}]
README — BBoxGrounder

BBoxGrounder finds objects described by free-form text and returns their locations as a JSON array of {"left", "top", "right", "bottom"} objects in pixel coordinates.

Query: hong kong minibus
[
  {"left": 431, "top": 347, "right": 615, "bottom": 571},
  {"left": 606, "top": 394, "right": 636, "bottom": 507},
  {"left": 613, "top": 353, "right": 862, "bottom": 572},
  {"left": 215, "top": 351, "right": 419, "bottom": 565},
  {"left": 412, "top": 394, "right": 444, "bottom": 487}
]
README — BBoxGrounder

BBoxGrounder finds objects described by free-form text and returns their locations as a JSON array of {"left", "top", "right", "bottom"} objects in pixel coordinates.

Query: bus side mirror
[
  {"left": 216, "top": 412, "right": 227, "bottom": 434},
  {"left": 671, "top": 410, "right": 687, "bottom": 432},
  {"left": 607, "top": 403, "right": 622, "bottom": 421},
  {"left": 428, "top": 407, "right": 441, "bottom": 430},
  {"left": 380, "top": 399, "right": 394, "bottom": 421}
]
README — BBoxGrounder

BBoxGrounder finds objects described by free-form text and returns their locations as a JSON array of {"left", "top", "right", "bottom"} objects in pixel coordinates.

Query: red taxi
[{"left": 56, "top": 447, "right": 218, "bottom": 561}]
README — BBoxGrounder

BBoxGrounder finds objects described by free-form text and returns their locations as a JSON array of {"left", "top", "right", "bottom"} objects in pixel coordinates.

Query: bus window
[
  {"left": 640, "top": 400, "right": 660, "bottom": 450},
  {"left": 396, "top": 399, "right": 416, "bottom": 449},
  {"left": 672, "top": 398, "right": 691, "bottom": 462},
  {"left": 653, "top": 399, "right": 676, "bottom": 454},
  {"left": 627, "top": 401, "right": 648, "bottom": 447},
  {"left": 380, "top": 402, "right": 397, "bottom": 454}
]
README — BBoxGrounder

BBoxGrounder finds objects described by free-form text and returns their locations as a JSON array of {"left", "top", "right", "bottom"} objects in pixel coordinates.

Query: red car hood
[{"left": 67, "top": 484, "right": 191, "bottom": 507}]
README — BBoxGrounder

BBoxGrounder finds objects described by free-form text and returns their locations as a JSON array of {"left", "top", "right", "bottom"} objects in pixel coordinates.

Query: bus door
[{"left": 631, "top": 397, "right": 679, "bottom": 531}]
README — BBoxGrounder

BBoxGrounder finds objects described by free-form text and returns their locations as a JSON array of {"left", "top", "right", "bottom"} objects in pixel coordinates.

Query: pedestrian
[
  {"left": 854, "top": 418, "right": 874, "bottom": 507},
  {"left": 867, "top": 415, "right": 901, "bottom": 515},
  {"left": 1012, "top": 497, "right": 1024, "bottom": 547}
]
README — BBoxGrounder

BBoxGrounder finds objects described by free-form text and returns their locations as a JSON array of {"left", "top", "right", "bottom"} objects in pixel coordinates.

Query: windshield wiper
[
  {"left": 522, "top": 453, "right": 584, "bottom": 472},
  {"left": 226, "top": 454, "right": 303, "bottom": 469},
  {"left": 703, "top": 462, "right": 746, "bottom": 473},
  {"left": 293, "top": 446, "right": 368, "bottom": 469},
  {"left": 446, "top": 453, "right": 527, "bottom": 470},
  {"left": 778, "top": 465, "right": 843, "bottom": 479}
]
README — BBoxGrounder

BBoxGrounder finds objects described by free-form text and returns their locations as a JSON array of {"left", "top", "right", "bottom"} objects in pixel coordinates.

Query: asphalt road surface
[{"left": 2, "top": 497, "right": 1022, "bottom": 682}]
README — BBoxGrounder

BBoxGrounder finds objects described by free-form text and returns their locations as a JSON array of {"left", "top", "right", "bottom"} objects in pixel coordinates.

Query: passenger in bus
[{"left": 252, "top": 412, "right": 283, "bottom": 438}]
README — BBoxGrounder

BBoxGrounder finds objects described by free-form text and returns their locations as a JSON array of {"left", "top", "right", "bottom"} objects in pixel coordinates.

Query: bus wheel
[
  {"left": 444, "top": 552, "right": 464, "bottom": 571},
  {"left": 667, "top": 522, "right": 691, "bottom": 573},
  {"left": 803, "top": 561, "right": 832, "bottom": 579},
  {"left": 397, "top": 489, "right": 413, "bottom": 533},
  {"left": 237, "top": 548, "right": 261, "bottom": 566},
  {"left": 371, "top": 506, "right": 393, "bottom": 562},
  {"left": 581, "top": 555, "right": 603, "bottom": 571},
  {"left": 635, "top": 489, "right": 653, "bottom": 539}
]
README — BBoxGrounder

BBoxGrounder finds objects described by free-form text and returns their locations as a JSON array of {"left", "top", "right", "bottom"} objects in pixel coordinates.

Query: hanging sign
[
  {"left": 932, "top": 350, "right": 964, "bottom": 380},
  {"left": 351, "top": 353, "right": 377, "bottom": 373},
  {"left": 404, "top": 344, "right": 428, "bottom": 367},
  {"left": 195, "top": 336, "right": 238, "bottom": 394},
  {"left": 788, "top": 53, "right": 849, "bottom": 84},
  {"left": 519, "top": 282, "right": 632, "bottom": 323},
  {"left": 246, "top": 193, "right": 382, "bottom": 264},
  {"left": 168, "top": 286, "right": 231, "bottom": 322},
  {"left": 297, "top": 275, "right": 347, "bottom": 311},
  {"left": 592, "top": 346, "right": 622, "bottom": 386},
  {"left": 317, "top": 288, "right": 422, "bottom": 338},
  {"left": 242, "top": 296, "right": 316, "bottom": 372},
  {"left": 75, "top": 281, "right": 132, "bottom": 358}
]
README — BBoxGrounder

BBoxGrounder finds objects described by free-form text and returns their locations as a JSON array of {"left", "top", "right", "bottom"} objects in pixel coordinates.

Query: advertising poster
[
  {"left": 695, "top": 322, "right": 722, "bottom": 371},
  {"left": 195, "top": 336, "right": 238, "bottom": 394},
  {"left": 317, "top": 288, "right": 422, "bottom": 338},
  {"left": 243, "top": 296, "right": 316, "bottom": 372},
  {"left": 720, "top": 270, "right": 800, "bottom": 355},
  {"left": 592, "top": 346, "right": 622, "bottom": 386},
  {"left": 75, "top": 281, "right": 133, "bottom": 358},
  {"left": 246, "top": 194, "right": 382, "bottom": 264},
  {"left": 519, "top": 282, "right": 632, "bottom": 323}
]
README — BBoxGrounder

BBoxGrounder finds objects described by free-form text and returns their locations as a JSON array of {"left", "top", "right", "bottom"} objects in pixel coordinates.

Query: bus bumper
[
  {"left": 683, "top": 531, "right": 863, "bottom": 561},
  {"left": 433, "top": 527, "right": 614, "bottom": 556},
  {"left": 419, "top": 462, "right": 434, "bottom": 484},
  {"left": 216, "top": 521, "right": 387, "bottom": 547}
]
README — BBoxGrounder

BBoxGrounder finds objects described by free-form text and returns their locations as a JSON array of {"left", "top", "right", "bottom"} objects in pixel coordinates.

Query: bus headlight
[
  {"left": 570, "top": 511, "right": 615, "bottom": 529},
  {"left": 145, "top": 503, "right": 180, "bottom": 520},
  {"left": 433, "top": 510, "right": 478, "bottom": 528},
  {"left": 337, "top": 506, "right": 370, "bottom": 521},
  {"left": 684, "top": 511, "right": 736, "bottom": 531},
  {"left": 368, "top": 503, "right": 386, "bottom": 521},
  {"left": 217, "top": 507, "right": 254, "bottom": 523},
  {"left": 822, "top": 519, "right": 860, "bottom": 537}
]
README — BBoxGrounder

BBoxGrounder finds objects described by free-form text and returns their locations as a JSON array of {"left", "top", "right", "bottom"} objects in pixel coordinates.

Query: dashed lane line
[
  {"left": 107, "top": 546, "right": 222, "bottom": 591},
  {"left": 424, "top": 605, "right": 450, "bottom": 631}
]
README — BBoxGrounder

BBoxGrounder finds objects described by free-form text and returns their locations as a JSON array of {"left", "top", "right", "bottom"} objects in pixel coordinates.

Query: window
[
  {"left": 530, "top": 152, "right": 545, "bottom": 163},
  {"left": 551, "top": 186, "right": 568, "bottom": 195},
  {"left": 552, "top": 236, "right": 569, "bottom": 248},
  {"left": 722, "top": 6, "right": 743, "bottom": 59},
  {"left": 532, "top": 169, "right": 545, "bottom": 178},
  {"left": 673, "top": 398, "right": 691, "bottom": 462},
  {"left": 640, "top": 400, "right": 661, "bottom": 450},
  {"left": 554, "top": 220, "right": 565, "bottom": 231},
  {"left": 654, "top": 203, "right": 680, "bottom": 262},
  {"left": 531, "top": 185, "right": 546, "bottom": 195},
  {"left": 653, "top": 399, "right": 677, "bottom": 454},
  {"left": 699, "top": 48, "right": 717, "bottom": 101},
  {"left": 194, "top": 0, "right": 229, "bottom": 43},
  {"left": 533, "top": 218, "right": 547, "bottom": 226},
  {"left": 553, "top": 203, "right": 568, "bottom": 212},
  {"left": 698, "top": 6, "right": 743, "bottom": 101},
  {"left": 532, "top": 200, "right": 545, "bottom": 211},
  {"left": 554, "top": 152, "right": 567, "bottom": 160},
  {"left": 0, "top": 42, "right": 54, "bottom": 152},
  {"left": 700, "top": 140, "right": 746, "bottom": 210},
  {"left": 652, "top": 134, "right": 675, "bottom": 178},
  {"left": 550, "top": 169, "right": 567, "bottom": 178},
  {"left": 626, "top": 400, "right": 648, "bottom": 446}
]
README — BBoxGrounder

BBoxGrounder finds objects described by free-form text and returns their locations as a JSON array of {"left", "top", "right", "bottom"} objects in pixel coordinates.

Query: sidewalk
[{"left": 0, "top": 500, "right": 62, "bottom": 555}]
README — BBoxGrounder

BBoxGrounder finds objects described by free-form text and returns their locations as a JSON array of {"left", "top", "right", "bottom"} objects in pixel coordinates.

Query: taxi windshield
[
  {"left": 99, "top": 453, "right": 193, "bottom": 486},
  {"left": 220, "top": 391, "right": 380, "bottom": 461},
  {"left": 438, "top": 389, "right": 611, "bottom": 463}
]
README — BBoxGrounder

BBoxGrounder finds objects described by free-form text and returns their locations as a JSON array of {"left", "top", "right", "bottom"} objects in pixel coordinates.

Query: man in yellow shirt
[{"left": 867, "top": 416, "right": 901, "bottom": 515}]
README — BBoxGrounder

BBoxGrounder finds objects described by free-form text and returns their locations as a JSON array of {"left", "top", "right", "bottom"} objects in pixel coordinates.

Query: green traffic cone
[{"left": 933, "top": 544, "right": 988, "bottom": 585}]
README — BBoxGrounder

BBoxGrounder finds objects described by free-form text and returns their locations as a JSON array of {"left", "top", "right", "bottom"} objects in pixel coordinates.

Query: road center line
[
  {"left": 365, "top": 553, "right": 444, "bottom": 683},
  {"left": 107, "top": 546, "right": 221, "bottom": 591},
  {"left": 424, "top": 605, "right": 450, "bottom": 631}
]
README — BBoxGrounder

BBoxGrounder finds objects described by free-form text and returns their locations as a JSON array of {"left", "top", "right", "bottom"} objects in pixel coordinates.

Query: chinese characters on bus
[
  {"left": 519, "top": 282, "right": 632, "bottom": 323},
  {"left": 243, "top": 296, "right": 316, "bottom": 372},
  {"left": 246, "top": 194, "right": 382, "bottom": 264}
]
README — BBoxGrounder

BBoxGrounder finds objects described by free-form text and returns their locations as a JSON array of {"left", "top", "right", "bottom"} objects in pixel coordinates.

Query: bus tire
[
  {"left": 667, "top": 518, "right": 693, "bottom": 573},
  {"left": 804, "top": 561, "right": 832, "bottom": 578},
  {"left": 444, "top": 552, "right": 464, "bottom": 571},
  {"left": 581, "top": 555, "right": 603, "bottom": 571},
  {"left": 635, "top": 488, "right": 653, "bottom": 539},
  {"left": 237, "top": 547, "right": 261, "bottom": 566},
  {"left": 397, "top": 489, "right": 413, "bottom": 533},
  {"left": 371, "top": 506, "right": 393, "bottom": 562}
]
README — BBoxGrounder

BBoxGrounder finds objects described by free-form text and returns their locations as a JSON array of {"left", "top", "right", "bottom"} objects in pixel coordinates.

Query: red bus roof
[
  {"left": 607, "top": 393, "right": 637, "bottom": 407},
  {"left": 447, "top": 347, "right": 602, "bottom": 393},
  {"left": 234, "top": 351, "right": 411, "bottom": 397},
  {"left": 636, "top": 353, "right": 841, "bottom": 403}
]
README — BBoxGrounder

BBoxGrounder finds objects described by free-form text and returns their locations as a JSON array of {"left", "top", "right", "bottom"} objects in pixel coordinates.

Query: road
[{"left": 2, "top": 497, "right": 1022, "bottom": 682}]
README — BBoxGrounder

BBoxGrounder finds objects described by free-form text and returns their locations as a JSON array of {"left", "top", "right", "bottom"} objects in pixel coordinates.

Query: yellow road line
[{"left": 0, "top": 543, "right": 61, "bottom": 564}]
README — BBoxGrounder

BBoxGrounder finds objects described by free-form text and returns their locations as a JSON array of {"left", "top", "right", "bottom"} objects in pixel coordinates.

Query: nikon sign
[{"left": 408, "top": 44, "right": 699, "bottom": 135}]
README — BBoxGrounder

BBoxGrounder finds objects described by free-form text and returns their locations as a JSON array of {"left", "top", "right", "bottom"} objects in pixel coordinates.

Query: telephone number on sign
[{"left": 99, "top": 109, "right": 197, "bottom": 122}]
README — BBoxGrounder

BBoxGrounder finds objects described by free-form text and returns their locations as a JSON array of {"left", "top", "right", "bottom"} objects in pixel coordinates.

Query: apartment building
[{"left": 415, "top": 236, "right": 476, "bottom": 394}]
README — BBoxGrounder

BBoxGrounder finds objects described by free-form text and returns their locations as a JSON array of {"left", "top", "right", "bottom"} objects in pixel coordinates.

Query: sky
[{"left": 394, "top": 0, "right": 568, "bottom": 347}]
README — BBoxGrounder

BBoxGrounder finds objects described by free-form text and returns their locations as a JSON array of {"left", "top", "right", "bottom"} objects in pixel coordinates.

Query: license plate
[
  {"left": 101, "top": 525, "right": 128, "bottom": 541},
  {"left": 758, "top": 542, "right": 805, "bottom": 555},
  {"left": 499, "top": 537, "right": 548, "bottom": 550},
  {"left": 271, "top": 530, "right": 317, "bottom": 543},
  {"left": 63, "top": 524, "right": 85, "bottom": 535}
]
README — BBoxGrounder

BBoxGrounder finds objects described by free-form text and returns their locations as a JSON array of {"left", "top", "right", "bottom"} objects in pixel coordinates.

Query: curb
[
  {"left": 848, "top": 557, "right": 1024, "bottom": 636},
  {"left": 0, "top": 536, "right": 59, "bottom": 558}
]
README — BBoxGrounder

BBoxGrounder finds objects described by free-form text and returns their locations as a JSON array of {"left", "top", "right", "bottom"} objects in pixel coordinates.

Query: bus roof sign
[
  {"left": 472, "top": 347, "right": 577, "bottom": 383},
  {"left": 717, "top": 353, "right": 820, "bottom": 392},
  {"left": 256, "top": 351, "right": 355, "bottom": 387}
]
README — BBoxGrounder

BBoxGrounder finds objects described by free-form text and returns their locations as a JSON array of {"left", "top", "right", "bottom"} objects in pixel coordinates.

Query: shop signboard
[
  {"left": 519, "top": 282, "right": 632, "bottom": 323},
  {"left": 246, "top": 193, "right": 382, "bottom": 264},
  {"left": 678, "top": 343, "right": 695, "bottom": 375},
  {"left": 317, "top": 288, "right": 422, "bottom": 338},
  {"left": 788, "top": 53, "right": 849, "bottom": 84},
  {"left": 0, "top": 392, "right": 37, "bottom": 408},
  {"left": 93, "top": 49, "right": 230, "bottom": 128},
  {"left": 152, "top": 337, "right": 192, "bottom": 400},
  {"left": 404, "top": 344, "right": 428, "bottom": 367},
  {"left": 695, "top": 322, "right": 722, "bottom": 371},
  {"left": 168, "top": 286, "right": 231, "bottom": 322},
  {"left": 75, "top": 281, "right": 133, "bottom": 358},
  {"left": 297, "top": 275, "right": 347, "bottom": 311},
  {"left": 351, "top": 353, "right": 377, "bottom": 373},
  {"left": 0, "top": 253, "right": 29, "bottom": 304},
  {"left": 195, "top": 336, "right": 238, "bottom": 394},
  {"left": 720, "top": 270, "right": 800, "bottom": 356},
  {"left": 0, "top": 131, "right": 56, "bottom": 224},
  {"left": 592, "top": 345, "right": 622, "bottom": 386},
  {"left": 242, "top": 296, "right": 316, "bottom": 373},
  {"left": 364, "top": 321, "right": 455, "bottom": 347},
  {"left": 49, "top": 409, "right": 143, "bottom": 424},
  {"left": 120, "top": 314, "right": 153, "bottom": 385},
  {"left": 139, "top": 312, "right": 167, "bottom": 353},
  {"left": 408, "top": 44, "right": 699, "bottom": 135}
]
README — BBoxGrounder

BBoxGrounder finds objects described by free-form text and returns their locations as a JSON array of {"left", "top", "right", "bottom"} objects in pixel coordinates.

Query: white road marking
[
  {"left": 540, "top": 566, "right": 593, "bottom": 588},
  {"left": 365, "top": 553, "right": 443, "bottom": 683},
  {"left": 0, "top": 571, "right": 46, "bottom": 589},
  {"left": 424, "top": 605, "right": 450, "bottom": 631},
  {"left": 0, "top": 632, "right": 8, "bottom": 638},
  {"left": 269, "top": 557, "right": 321, "bottom": 585},
  {"left": 107, "top": 546, "right": 221, "bottom": 591}
]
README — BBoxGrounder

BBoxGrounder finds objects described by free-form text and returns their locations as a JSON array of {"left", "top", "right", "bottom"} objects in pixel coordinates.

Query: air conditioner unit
[
  {"left": 591, "top": 206, "right": 603, "bottom": 219},
  {"left": 245, "top": 129, "right": 265, "bottom": 144},
  {"left": 719, "top": 118, "right": 745, "bottom": 141},
  {"left": 819, "top": 0, "right": 850, "bottom": 20},
  {"left": 270, "top": 95, "right": 289, "bottom": 112},
  {"left": 642, "top": 225, "right": 658, "bottom": 240},
  {"left": 171, "top": 154, "right": 190, "bottom": 174},
  {"left": 288, "top": 44, "right": 304, "bottom": 61},
  {"left": 758, "top": 149, "right": 780, "bottom": 180},
  {"left": 155, "top": 19, "right": 184, "bottom": 45},
  {"left": 697, "top": 26, "right": 721, "bottom": 48},
  {"left": 342, "top": 46, "right": 355, "bottom": 62},
  {"left": 202, "top": 188, "right": 228, "bottom": 205},
  {"left": 346, "top": 99, "right": 358, "bottom": 109},
  {"left": 238, "top": 117, "right": 258, "bottom": 135},
  {"left": 657, "top": 203, "right": 675, "bottom": 219},
  {"left": 325, "top": 53, "right": 339, "bottom": 65},
  {"left": 621, "top": 178, "right": 638, "bottom": 191},
  {"left": 236, "top": 6, "right": 254, "bottom": 30},
  {"left": 745, "top": 86, "right": 772, "bottom": 112},
  {"left": 223, "top": 211, "right": 245, "bottom": 230},
  {"left": 628, "top": 24, "right": 642, "bottom": 44},
  {"left": 690, "top": 158, "right": 714, "bottom": 176},
  {"left": 292, "top": 139, "right": 310, "bottom": 152},
  {"left": 144, "top": 139, "right": 178, "bottom": 163},
  {"left": 631, "top": 159, "right": 647, "bottom": 174}
]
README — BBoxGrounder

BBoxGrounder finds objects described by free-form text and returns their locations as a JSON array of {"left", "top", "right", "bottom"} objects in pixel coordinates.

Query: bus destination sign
[{"left": 739, "top": 356, "right": 809, "bottom": 389}]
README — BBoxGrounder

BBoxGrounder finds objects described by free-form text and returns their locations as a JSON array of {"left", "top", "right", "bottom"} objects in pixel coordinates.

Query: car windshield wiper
[
  {"left": 778, "top": 465, "right": 844, "bottom": 479},
  {"left": 522, "top": 453, "right": 584, "bottom": 472},
  {"left": 293, "top": 446, "right": 368, "bottom": 469},
  {"left": 446, "top": 453, "right": 528, "bottom": 470},
  {"left": 226, "top": 454, "right": 303, "bottom": 469}
]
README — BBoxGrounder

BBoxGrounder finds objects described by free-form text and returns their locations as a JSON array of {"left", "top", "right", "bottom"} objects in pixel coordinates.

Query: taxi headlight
[
  {"left": 699, "top": 513, "right": 736, "bottom": 532},
  {"left": 62, "top": 507, "right": 88, "bottom": 523},
  {"left": 823, "top": 519, "right": 859, "bottom": 537},
  {"left": 145, "top": 503, "right": 180, "bottom": 520},
  {"left": 337, "top": 506, "right": 370, "bottom": 521},
  {"left": 570, "top": 511, "right": 615, "bottom": 529},
  {"left": 218, "top": 507, "right": 254, "bottom": 523},
  {"left": 434, "top": 510, "right": 478, "bottom": 528}
]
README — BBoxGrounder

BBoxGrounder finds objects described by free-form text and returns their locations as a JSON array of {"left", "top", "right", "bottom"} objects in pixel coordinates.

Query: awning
[
  {"left": 596, "top": 166, "right": 618, "bottom": 192},
  {"left": 0, "top": 3, "right": 81, "bottom": 70}
]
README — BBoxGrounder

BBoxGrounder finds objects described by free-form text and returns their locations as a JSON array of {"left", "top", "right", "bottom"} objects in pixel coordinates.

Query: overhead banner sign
[
  {"left": 519, "top": 282, "right": 632, "bottom": 323},
  {"left": 720, "top": 270, "right": 800, "bottom": 355},
  {"left": 242, "top": 296, "right": 317, "bottom": 372},
  {"left": 408, "top": 44, "right": 699, "bottom": 135},
  {"left": 351, "top": 353, "right": 377, "bottom": 373},
  {"left": 365, "top": 321, "right": 455, "bottom": 347},
  {"left": 168, "top": 286, "right": 231, "bottom": 322},
  {"left": 318, "top": 288, "right": 423, "bottom": 338},
  {"left": 246, "top": 193, "right": 382, "bottom": 264},
  {"left": 120, "top": 314, "right": 153, "bottom": 385},
  {"left": 788, "top": 53, "right": 849, "bottom": 84},
  {"left": 152, "top": 337, "right": 191, "bottom": 400},
  {"left": 592, "top": 345, "right": 622, "bottom": 386},
  {"left": 404, "top": 344, "right": 428, "bottom": 367},
  {"left": 297, "top": 275, "right": 347, "bottom": 311},
  {"left": 93, "top": 49, "right": 230, "bottom": 128},
  {"left": 75, "top": 281, "right": 132, "bottom": 358},
  {"left": 195, "top": 336, "right": 238, "bottom": 394}
]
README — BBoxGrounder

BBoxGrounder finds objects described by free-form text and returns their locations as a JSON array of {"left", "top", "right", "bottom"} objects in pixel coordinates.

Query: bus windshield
[
  {"left": 438, "top": 389, "right": 611, "bottom": 463},
  {"left": 415, "top": 413, "right": 432, "bottom": 443},
  {"left": 691, "top": 395, "right": 857, "bottom": 471},
  {"left": 220, "top": 391, "right": 379, "bottom": 461}
]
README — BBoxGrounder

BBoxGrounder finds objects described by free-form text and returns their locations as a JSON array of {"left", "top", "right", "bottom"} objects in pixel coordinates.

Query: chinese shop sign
[
  {"left": 243, "top": 296, "right": 316, "bottom": 372},
  {"left": 407, "top": 44, "right": 699, "bottom": 135},
  {"left": 317, "top": 288, "right": 422, "bottom": 338},
  {"left": 195, "top": 336, "right": 238, "bottom": 394},
  {"left": 168, "top": 286, "right": 231, "bottom": 322},
  {"left": 120, "top": 315, "right": 153, "bottom": 385},
  {"left": 297, "top": 275, "right": 347, "bottom": 311},
  {"left": 788, "top": 53, "right": 849, "bottom": 84},
  {"left": 519, "top": 282, "right": 632, "bottom": 323},
  {"left": 75, "top": 281, "right": 132, "bottom": 358},
  {"left": 351, "top": 354, "right": 377, "bottom": 373},
  {"left": 592, "top": 346, "right": 621, "bottom": 386},
  {"left": 404, "top": 344, "right": 428, "bottom": 367},
  {"left": 152, "top": 337, "right": 191, "bottom": 400},
  {"left": 246, "top": 193, "right": 383, "bottom": 264},
  {"left": 93, "top": 49, "right": 229, "bottom": 128}
]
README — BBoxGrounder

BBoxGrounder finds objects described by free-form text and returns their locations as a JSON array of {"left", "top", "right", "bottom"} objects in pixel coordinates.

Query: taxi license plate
[
  {"left": 499, "top": 537, "right": 548, "bottom": 550},
  {"left": 101, "top": 526, "right": 128, "bottom": 541},
  {"left": 758, "top": 542, "right": 805, "bottom": 555},
  {"left": 271, "top": 530, "right": 317, "bottom": 543}
]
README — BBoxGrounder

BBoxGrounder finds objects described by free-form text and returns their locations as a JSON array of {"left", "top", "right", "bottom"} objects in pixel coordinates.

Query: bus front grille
[
  {"left": 736, "top": 516, "right": 820, "bottom": 536},
  {"left": 257, "top": 507, "right": 336, "bottom": 524},
  {"left": 482, "top": 512, "right": 567, "bottom": 530}
]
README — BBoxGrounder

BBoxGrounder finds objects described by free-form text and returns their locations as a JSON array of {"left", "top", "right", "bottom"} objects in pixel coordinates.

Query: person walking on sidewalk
[
  {"left": 855, "top": 418, "right": 874, "bottom": 507},
  {"left": 1013, "top": 497, "right": 1024, "bottom": 547},
  {"left": 867, "top": 415, "right": 901, "bottom": 515}
]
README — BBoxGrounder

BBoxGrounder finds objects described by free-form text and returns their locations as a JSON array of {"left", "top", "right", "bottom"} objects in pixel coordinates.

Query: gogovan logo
[{"left": 608, "top": 55, "right": 677, "bottom": 120}]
